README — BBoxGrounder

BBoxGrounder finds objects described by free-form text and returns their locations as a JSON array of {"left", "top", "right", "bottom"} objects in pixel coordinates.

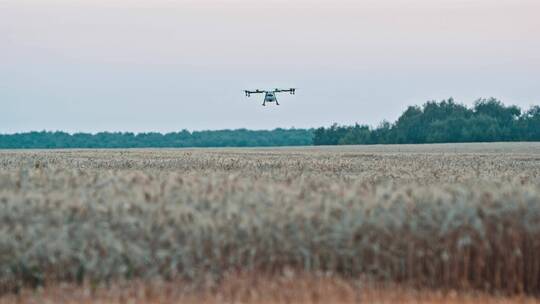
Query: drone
[{"left": 244, "top": 88, "right": 296, "bottom": 106}]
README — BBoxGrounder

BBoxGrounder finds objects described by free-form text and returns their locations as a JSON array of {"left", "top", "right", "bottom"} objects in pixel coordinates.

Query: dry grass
[
  {"left": 2, "top": 272, "right": 539, "bottom": 304},
  {"left": 1, "top": 143, "right": 540, "bottom": 298}
]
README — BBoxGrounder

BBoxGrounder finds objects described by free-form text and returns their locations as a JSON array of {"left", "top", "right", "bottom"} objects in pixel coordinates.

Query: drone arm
[
  {"left": 274, "top": 88, "right": 297, "bottom": 94},
  {"left": 244, "top": 89, "right": 265, "bottom": 97}
]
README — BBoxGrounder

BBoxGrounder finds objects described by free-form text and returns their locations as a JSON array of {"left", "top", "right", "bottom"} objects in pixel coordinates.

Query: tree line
[
  {"left": 314, "top": 98, "right": 540, "bottom": 145},
  {"left": 1, "top": 98, "right": 539, "bottom": 148},
  {"left": 0, "top": 129, "right": 313, "bottom": 149}
]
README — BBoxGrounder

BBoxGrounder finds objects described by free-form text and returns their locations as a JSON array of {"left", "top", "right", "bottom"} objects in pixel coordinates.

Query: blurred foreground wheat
[{"left": 1, "top": 144, "right": 540, "bottom": 296}]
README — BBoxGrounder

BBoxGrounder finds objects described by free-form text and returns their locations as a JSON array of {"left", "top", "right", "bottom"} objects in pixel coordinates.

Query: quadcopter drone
[{"left": 244, "top": 88, "right": 296, "bottom": 106}]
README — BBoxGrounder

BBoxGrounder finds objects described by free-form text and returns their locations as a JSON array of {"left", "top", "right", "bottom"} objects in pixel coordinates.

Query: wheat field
[{"left": 1, "top": 143, "right": 540, "bottom": 302}]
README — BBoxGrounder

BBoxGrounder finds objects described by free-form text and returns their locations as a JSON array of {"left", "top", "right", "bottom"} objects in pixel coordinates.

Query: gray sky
[{"left": 1, "top": 0, "right": 539, "bottom": 133}]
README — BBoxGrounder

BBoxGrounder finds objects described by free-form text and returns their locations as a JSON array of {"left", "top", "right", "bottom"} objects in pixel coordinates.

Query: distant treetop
[{"left": 313, "top": 98, "right": 540, "bottom": 145}]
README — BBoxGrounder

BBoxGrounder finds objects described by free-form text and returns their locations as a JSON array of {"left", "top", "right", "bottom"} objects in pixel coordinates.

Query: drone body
[{"left": 244, "top": 88, "right": 296, "bottom": 106}]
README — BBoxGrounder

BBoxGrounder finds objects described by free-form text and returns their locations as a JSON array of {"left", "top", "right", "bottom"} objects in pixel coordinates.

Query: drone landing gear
[{"left": 276, "top": 101, "right": 280, "bottom": 105}]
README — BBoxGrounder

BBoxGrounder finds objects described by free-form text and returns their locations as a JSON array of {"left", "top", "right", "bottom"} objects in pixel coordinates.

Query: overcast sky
[{"left": 1, "top": 0, "right": 539, "bottom": 133}]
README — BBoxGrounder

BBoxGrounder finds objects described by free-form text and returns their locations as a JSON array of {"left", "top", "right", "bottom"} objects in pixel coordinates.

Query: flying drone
[{"left": 244, "top": 88, "right": 296, "bottom": 106}]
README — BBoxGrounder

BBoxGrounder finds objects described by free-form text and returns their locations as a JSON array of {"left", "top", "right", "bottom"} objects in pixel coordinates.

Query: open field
[{"left": 1, "top": 143, "right": 540, "bottom": 302}]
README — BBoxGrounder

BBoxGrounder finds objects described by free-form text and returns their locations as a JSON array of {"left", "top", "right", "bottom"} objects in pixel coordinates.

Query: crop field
[{"left": 1, "top": 143, "right": 540, "bottom": 303}]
